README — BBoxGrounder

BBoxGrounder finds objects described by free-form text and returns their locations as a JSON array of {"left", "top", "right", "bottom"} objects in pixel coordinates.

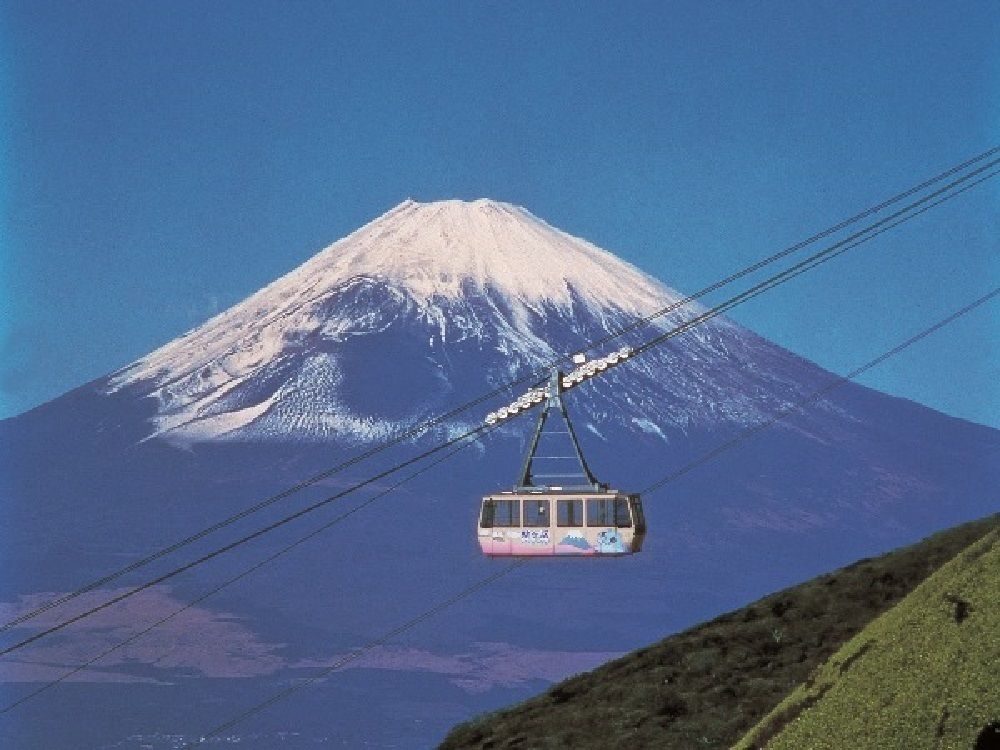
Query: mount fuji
[
  {"left": 105, "top": 198, "right": 819, "bottom": 446},
  {"left": 1, "top": 199, "right": 996, "bottom": 749}
]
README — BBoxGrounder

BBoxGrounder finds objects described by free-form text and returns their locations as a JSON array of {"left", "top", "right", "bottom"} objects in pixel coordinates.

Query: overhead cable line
[
  {"left": 174, "top": 285, "right": 999, "bottom": 744},
  {"left": 2, "top": 156, "right": 996, "bottom": 657},
  {"left": 5, "top": 146, "right": 996, "bottom": 635}
]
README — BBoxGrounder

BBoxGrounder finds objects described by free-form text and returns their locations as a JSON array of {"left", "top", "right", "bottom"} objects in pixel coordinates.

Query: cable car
[{"left": 478, "top": 366, "right": 646, "bottom": 556}]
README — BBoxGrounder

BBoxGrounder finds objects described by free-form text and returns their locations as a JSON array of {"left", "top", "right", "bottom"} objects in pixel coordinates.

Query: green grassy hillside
[
  {"left": 735, "top": 526, "right": 999, "bottom": 750},
  {"left": 440, "top": 514, "right": 999, "bottom": 749}
]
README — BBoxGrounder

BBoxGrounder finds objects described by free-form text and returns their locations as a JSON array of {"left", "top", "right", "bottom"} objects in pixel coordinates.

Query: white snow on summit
[
  {"left": 114, "top": 199, "right": 684, "bottom": 382},
  {"left": 302, "top": 198, "right": 670, "bottom": 309}
]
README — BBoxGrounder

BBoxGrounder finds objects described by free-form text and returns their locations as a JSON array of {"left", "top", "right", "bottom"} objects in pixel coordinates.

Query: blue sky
[{"left": 2, "top": 1, "right": 998, "bottom": 425}]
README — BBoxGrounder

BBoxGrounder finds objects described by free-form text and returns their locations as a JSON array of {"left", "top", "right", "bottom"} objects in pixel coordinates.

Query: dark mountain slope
[{"left": 440, "top": 512, "right": 1000, "bottom": 750}]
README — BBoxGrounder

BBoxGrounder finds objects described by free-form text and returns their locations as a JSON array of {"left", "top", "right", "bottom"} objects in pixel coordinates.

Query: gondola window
[
  {"left": 523, "top": 499, "right": 550, "bottom": 527},
  {"left": 557, "top": 499, "right": 583, "bottom": 526}
]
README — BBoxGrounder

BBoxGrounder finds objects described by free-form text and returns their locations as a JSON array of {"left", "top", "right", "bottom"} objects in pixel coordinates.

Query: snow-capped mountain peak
[{"left": 106, "top": 199, "right": 811, "bottom": 444}]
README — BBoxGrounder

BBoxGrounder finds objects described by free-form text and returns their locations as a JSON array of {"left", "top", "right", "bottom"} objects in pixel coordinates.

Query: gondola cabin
[
  {"left": 479, "top": 491, "right": 645, "bottom": 556},
  {"left": 479, "top": 361, "right": 646, "bottom": 557}
]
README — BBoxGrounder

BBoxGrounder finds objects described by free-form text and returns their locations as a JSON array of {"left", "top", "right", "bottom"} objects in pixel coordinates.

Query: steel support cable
[
  {"left": 4, "top": 146, "right": 995, "bottom": 635},
  {"left": 177, "top": 285, "right": 998, "bottom": 747},
  {"left": 0, "top": 436, "right": 484, "bottom": 715},
  {"left": 2, "top": 158, "right": 996, "bottom": 657}
]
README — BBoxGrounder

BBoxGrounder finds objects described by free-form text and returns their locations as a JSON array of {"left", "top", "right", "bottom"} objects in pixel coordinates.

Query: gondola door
[{"left": 480, "top": 496, "right": 514, "bottom": 556}]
